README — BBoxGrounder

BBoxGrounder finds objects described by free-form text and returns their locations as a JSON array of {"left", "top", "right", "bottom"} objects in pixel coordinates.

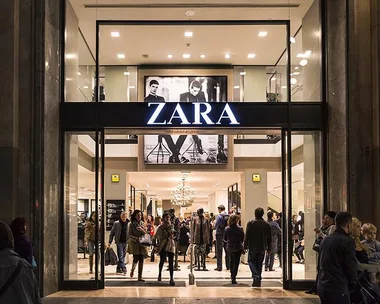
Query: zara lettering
[{"left": 147, "top": 102, "right": 240, "bottom": 125}]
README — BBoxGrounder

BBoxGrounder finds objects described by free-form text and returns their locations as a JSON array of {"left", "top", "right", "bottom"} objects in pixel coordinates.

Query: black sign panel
[{"left": 106, "top": 200, "right": 125, "bottom": 231}]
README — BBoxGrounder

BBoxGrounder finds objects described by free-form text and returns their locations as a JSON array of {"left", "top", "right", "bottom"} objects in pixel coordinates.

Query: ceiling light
[
  {"left": 258, "top": 31, "right": 268, "bottom": 37},
  {"left": 304, "top": 50, "right": 312, "bottom": 57},
  {"left": 77, "top": 72, "right": 81, "bottom": 76},
  {"left": 65, "top": 53, "right": 76, "bottom": 59},
  {"left": 240, "top": 72, "right": 246, "bottom": 76},
  {"left": 185, "top": 10, "right": 196, "bottom": 16},
  {"left": 300, "top": 59, "right": 308, "bottom": 66},
  {"left": 129, "top": 86, "right": 136, "bottom": 89},
  {"left": 281, "top": 86, "right": 287, "bottom": 89},
  {"left": 83, "top": 86, "right": 88, "bottom": 89},
  {"left": 234, "top": 85, "right": 240, "bottom": 89},
  {"left": 182, "top": 54, "right": 190, "bottom": 59},
  {"left": 247, "top": 53, "right": 256, "bottom": 59},
  {"left": 290, "top": 37, "right": 296, "bottom": 43},
  {"left": 167, "top": 54, "right": 173, "bottom": 59},
  {"left": 295, "top": 66, "right": 299, "bottom": 70},
  {"left": 297, "top": 53, "right": 306, "bottom": 58},
  {"left": 111, "top": 32, "right": 120, "bottom": 37},
  {"left": 293, "top": 72, "right": 300, "bottom": 75},
  {"left": 123, "top": 72, "right": 130, "bottom": 76},
  {"left": 291, "top": 78, "right": 298, "bottom": 85},
  {"left": 106, "top": 136, "right": 110, "bottom": 139},
  {"left": 224, "top": 53, "right": 231, "bottom": 59},
  {"left": 184, "top": 31, "right": 193, "bottom": 37},
  {"left": 117, "top": 53, "right": 125, "bottom": 59},
  {"left": 200, "top": 54, "right": 206, "bottom": 59}
]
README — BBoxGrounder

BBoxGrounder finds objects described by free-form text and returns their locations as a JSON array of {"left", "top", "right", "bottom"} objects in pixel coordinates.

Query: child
[{"left": 361, "top": 223, "right": 380, "bottom": 264}]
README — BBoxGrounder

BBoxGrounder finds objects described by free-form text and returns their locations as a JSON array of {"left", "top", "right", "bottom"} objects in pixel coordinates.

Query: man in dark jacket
[
  {"left": 317, "top": 212, "right": 357, "bottom": 304},
  {"left": 214, "top": 205, "right": 230, "bottom": 271},
  {"left": 265, "top": 211, "right": 282, "bottom": 272},
  {"left": 108, "top": 212, "right": 129, "bottom": 275},
  {"left": 244, "top": 207, "right": 272, "bottom": 287},
  {"left": 0, "top": 222, "right": 41, "bottom": 303}
]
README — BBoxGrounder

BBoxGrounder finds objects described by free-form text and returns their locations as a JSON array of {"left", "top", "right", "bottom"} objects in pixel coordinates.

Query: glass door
[{"left": 61, "top": 130, "right": 105, "bottom": 289}]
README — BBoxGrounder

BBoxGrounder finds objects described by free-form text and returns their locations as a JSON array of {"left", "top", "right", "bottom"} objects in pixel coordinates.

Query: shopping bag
[
  {"left": 105, "top": 247, "right": 118, "bottom": 265},
  {"left": 139, "top": 233, "right": 152, "bottom": 246}
]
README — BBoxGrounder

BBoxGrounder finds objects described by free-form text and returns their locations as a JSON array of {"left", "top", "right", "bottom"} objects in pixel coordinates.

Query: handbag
[
  {"left": 139, "top": 233, "right": 152, "bottom": 247},
  {"left": 105, "top": 247, "right": 118, "bottom": 266},
  {"left": 312, "top": 236, "right": 323, "bottom": 252}
]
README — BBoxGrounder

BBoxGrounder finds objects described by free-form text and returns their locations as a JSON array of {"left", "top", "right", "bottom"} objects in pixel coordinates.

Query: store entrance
[{"left": 63, "top": 128, "right": 323, "bottom": 290}]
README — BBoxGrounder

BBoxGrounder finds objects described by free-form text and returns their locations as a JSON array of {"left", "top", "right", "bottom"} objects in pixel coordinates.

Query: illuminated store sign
[{"left": 147, "top": 102, "right": 240, "bottom": 125}]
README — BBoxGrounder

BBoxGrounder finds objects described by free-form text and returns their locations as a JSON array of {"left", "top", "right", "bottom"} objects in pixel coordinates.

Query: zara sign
[{"left": 146, "top": 102, "right": 240, "bottom": 126}]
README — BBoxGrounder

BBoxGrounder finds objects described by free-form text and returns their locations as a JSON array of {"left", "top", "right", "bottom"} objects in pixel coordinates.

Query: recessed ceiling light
[
  {"left": 200, "top": 54, "right": 206, "bottom": 59},
  {"left": 247, "top": 53, "right": 256, "bottom": 59},
  {"left": 295, "top": 66, "right": 299, "bottom": 70},
  {"left": 183, "top": 54, "right": 190, "bottom": 59},
  {"left": 106, "top": 136, "right": 110, "bottom": 139},
  {"left": 167, "top": 54, "right": 173, "bottom": 59},
  {"left": 185, "top": 10, "right": 196, "bottom": 16},
  {"left": 290, "top": 37, "right": 296, "bottom": 43},
  {"left": 111, "top": 32, "right": 120, "bottom": 37},
  {"left": 304, "top": 50, "right": 312, "bottom": 57},
  {"left": 240, "top": 72, "right": 246, "bottom": 76},
  {"left": 300, "top": 59, "right": 308, "bottom": 66},
  {"left": 77, "top": 72, "right": 81, "bottom": 76},
  {"left": 281, "top": 86, "right": 287, "bottom": 89},
  {"left": 83, "top": 86, "right": 89, "bottom": 89},
  {"left": 297, "top": 53, "right": 306, "bottom": 58},
  {"left": 293, "top": 72, "right": 300, "bottom": 75},
  {"left": 65, "top": 53, "right": 76, "bottom": 59},
  {"left": 123, "top": 72, "right": 130, "bottom": 76},
  {"left": 234, "top": 85, "right": 240, "bottom": 89},
  {"left": 117, "top": 53, "right": 125, "bottom": 59},
  {"left": 291, "top": 78, "right": 298, "bottom": 85},
  {"left": 129, "top": 86, "right": 136, "bottom": 89},
  {"left": 225, "top": 53, "right": 231, "bottom": 59},
  {"left": 258, "top": 31, "right": 267, "bottom": 37},
  {"left": 184, "top": 32, "right": 193, "bottom": 37}
]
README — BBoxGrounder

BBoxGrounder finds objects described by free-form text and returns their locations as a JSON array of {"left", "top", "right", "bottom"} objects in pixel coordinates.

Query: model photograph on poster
[{"left": 143, "top": 75, "right": 228, "bottom": 164}]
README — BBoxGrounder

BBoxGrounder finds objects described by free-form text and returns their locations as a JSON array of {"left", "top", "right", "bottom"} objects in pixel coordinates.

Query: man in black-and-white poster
[{"left": 143, "top": 76, "right": 228, "bottom": 164}]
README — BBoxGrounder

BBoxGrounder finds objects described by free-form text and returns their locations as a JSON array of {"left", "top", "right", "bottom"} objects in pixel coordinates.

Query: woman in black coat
[
  {"left": 10, "top": 217, "right": 34, "bottom": 266},
  {"left": 223, "top": 214, "right": 244, "bottom": 284}
]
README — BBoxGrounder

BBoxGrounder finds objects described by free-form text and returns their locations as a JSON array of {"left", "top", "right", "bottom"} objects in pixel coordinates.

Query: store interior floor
[{"left": 75, "top": 250, "right": 306, "bottom": 284}]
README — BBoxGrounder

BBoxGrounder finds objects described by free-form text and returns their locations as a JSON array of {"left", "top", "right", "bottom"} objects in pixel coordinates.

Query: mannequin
[
  {"left": 191, "top": 208, "right": 210, "bottom": 271},
  {"left": 169, "top": 208, "right": 181, "bottom": 271}
]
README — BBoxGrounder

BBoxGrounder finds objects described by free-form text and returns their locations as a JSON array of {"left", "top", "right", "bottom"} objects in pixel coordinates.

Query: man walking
[
  {"left": 214, "top": 205, "right": 230, "bottom": 271},
  {"left": 317, "top": 212, "right": 357, "bottom": 304},
  {"left": 265, "top": 211, "right": 281, "bottom": 272},
  {"left": 244, "top": 207, "right": 271, "bottom": 287},
  {"left": 108, "top": 212, "right": 129, "bottom": 275}
]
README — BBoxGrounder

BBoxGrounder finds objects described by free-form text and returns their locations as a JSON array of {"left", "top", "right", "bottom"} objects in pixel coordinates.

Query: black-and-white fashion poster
[{"left": 143, "top": 76, "right": 228, "bottom": 164}]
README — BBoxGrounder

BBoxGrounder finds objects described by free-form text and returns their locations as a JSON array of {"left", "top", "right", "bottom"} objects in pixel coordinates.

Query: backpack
[{"left": 219, "top": 214, "right": 229, "bottom": 231}]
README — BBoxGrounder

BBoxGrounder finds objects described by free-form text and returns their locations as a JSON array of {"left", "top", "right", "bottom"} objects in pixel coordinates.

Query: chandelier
[{"left": 171, "top": 177, "right": 196, "bottom": 207}]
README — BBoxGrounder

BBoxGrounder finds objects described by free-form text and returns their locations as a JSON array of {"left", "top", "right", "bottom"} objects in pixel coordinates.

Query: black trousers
[
  {"left": 159, "top": 250, "right": 174, "bottom": 280},
  {"left": 318, "top": 291, "right": 351, "bottom": 304},
  {"left": 133, "top": 254, "right": 144, "bottom": 264},
  {"left": 229, "top": 251, "right": 241, "bottom": 281}
]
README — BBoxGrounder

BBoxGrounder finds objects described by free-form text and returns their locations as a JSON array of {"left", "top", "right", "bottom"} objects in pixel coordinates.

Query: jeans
[
  {"left": 216, "top": 233, "right": 230, "bottom": 270},
  {"left": 229, "top": 251, "right": 241, "bottom": 281},
  {"left": 159, "top": 251, "right": 174, "bottom": 280},
  {"left": 116, "top": 242, "right": 127, "bottom": 271},
  {"left": 318, "top": 291, "right": 351, "bottom": 304},
  {"left": 264, "top": 252, "right": 275, "bottom": 270},
  {"left": 248, "top": 251, "right": 265, "bottom": 282}
]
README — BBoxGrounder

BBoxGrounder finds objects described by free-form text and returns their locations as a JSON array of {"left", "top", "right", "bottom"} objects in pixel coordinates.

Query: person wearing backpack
[
  {"left": 0, "top": 221, "right": 40, "bottom": 303},
  {"left": 214, "top": 205, "right": 230, "bottom": 271}
]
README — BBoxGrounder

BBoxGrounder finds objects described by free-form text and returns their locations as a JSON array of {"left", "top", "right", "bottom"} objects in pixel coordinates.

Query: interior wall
[{"left": 243, "top": 66, "right": 268, "bottom": 102}]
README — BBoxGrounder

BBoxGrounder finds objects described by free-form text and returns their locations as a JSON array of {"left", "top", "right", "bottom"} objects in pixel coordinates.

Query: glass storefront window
[{"left": 290, "top": 132, "right": 323, "bottom": 280}]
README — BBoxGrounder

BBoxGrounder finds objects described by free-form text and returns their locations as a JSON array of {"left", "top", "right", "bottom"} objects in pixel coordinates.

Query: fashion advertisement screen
[{"left": 143, "top": 76, "right": 228, "bottom": 164}]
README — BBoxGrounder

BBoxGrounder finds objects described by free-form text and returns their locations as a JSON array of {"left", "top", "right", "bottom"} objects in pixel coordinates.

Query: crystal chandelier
[{"left": 171, "top": 177, "right": 196, "bottom": 207}]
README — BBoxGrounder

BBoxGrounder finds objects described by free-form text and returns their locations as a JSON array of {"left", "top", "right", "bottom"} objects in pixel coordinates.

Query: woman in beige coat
[
  {"left": 128, "top": 210, "right": 148, "bottom": 282},
  {"left": 153, "top": 211, "right": 176, "bottom": 286}
]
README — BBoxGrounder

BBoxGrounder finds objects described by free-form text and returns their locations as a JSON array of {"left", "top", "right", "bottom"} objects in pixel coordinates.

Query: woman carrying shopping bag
[
  {"left": 128, "top": 210, "right": 149, "bottom": 282},
  {"left": 153, "top": 211, "right": 176, "bottom": 286}
]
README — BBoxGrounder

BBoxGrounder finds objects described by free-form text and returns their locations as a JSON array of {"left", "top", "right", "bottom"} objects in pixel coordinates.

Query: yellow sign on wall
[
  {"left": 111, "top": 174, "right": 120, "bottom": 183},
  {"left": 252, "top": 174, "right": 261, "bottom": 182}
]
